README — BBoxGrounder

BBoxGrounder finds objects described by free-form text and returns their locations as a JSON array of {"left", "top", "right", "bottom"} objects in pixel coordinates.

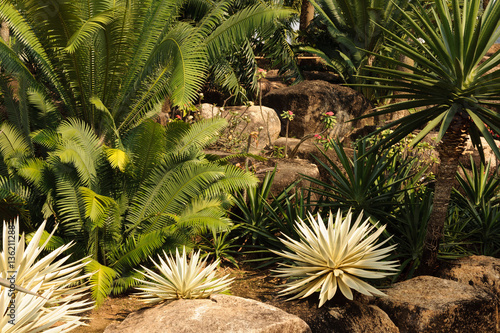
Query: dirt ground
[{"left": 71, "top": 266, "right": 327, "bottom": 333}]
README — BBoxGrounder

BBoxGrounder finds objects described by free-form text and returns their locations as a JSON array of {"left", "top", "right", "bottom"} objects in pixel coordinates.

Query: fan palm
[
  {"left": 357, "top": 0, "right": 500, "bottom": 273},
  {"left": 0, "top": 0, "right": 293, "bottom": 138},
  {"left": 0, "top": 117, "right": 258, "bottom": 305}
]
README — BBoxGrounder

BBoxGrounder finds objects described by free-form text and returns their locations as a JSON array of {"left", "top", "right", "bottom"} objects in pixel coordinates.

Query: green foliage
[
  {"left": 304, "top": 139, "right": 428, "bottom": 224},
  {"left": 0, "top": 0, "right": 293, "bottom": 137},
  {"left": 357, "top": 0, "right": 500, "bottom": 159},
  {"left": 299, "top": 0, "right": 409, "bottom": 91},
  {"left": 0, "top": 117, "right": 257, "bottom": 305},
  {"left": 445, "top": 158, "right": 500, "bottom": 257}
]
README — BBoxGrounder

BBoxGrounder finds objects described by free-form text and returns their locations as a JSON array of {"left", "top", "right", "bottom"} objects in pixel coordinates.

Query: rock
[
  {"left": 372, "top": 275, "right": 497, "bottom": 333},
  {"left": 224, "top": 105, "right": 281, "bottom": 149},
  {"left": 261, "top": 80, "right": 372, "bottom": 140},
  {"left": 104, "top": 294, "right": 311, "bottom": 333},
  {"left": 325, "top": 301, "right": 399, "bottom": 333},
  {"left": 253, "top": 158, "right": 320, "bottom": 197},
  {"left": 199, "top": 103, "right": 221, "bottom": 119},
  {"left": 461, "top": 136, "right": 500, "bottom": 170},
  {"left": 437, "top": 255, "right": 500, "bottom": 300}
]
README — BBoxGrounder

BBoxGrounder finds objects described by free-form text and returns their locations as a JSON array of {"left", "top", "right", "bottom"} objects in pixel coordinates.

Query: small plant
[
  {"left": 280, "top": 110, "right": 295, "bottom": 157},
  {"left": 134, "top": 247, "right": 233, "bottom": 304},
  {"left": 272, "top": 210, "right": 398, "bottom": 307},
  {"left": 0, "top": 218, "right": 94, "bottom": 332}
]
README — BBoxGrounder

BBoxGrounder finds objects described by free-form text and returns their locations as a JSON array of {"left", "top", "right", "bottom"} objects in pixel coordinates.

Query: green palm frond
[{"left": 84, "top": 259, "right": 117, "bottom": 307}]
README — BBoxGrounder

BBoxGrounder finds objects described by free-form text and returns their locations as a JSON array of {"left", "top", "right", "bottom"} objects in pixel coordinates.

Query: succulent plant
[
  {"left": 273, "top": 210, "right": 398, "bottom": 307},
  {"left": 134, "top": 247, "right": 233, "bottom": 304},
  {"left": 0, "top": 218, "right": 94, "bottom": 332}
]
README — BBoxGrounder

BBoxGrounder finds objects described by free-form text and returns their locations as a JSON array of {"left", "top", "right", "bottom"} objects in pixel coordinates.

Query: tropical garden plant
[
  {"left": 299, "top": 0, "right": 410, "bottom": 90},
  {"left": 273, "top": 210, "right": 398, "bottom": 307},
  {"left": 0, "top": 117, "right": 257, "bottom": 305},
  {"left": 0, "top": 0, "right": 293, "bottom": 139},
  {"left": 356, "top": 0, "right": 500, "bottom": 273},
  {"left": 134, "top": 246, "right": 233, "bottom": 304},
  {"left": 0, "top": 218, "right": 93, "bottom": 332}
]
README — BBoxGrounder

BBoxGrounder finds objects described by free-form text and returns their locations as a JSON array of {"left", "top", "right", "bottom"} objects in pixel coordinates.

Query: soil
[{"left": 71, "top": 265, "right": 330, "bottom": 333}]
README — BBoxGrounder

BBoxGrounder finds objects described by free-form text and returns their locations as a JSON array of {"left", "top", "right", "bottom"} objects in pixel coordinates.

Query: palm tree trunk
[
  {"left": 0, "top": 21, "right": 8, "bottom": 44},
  {"left": 417, "top": 112, "right": 470, "bottom": 275},
  {"left": 299, "top": 0, "right": 314, "bottom": 33}
]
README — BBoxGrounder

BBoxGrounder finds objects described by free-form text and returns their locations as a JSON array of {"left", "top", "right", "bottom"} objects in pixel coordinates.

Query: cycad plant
[
  {"left": 0, "top": 218, "right": 93, "bottom": 332},
  {"left": 134, "top": 247, "right": 233, "bottom": 304},
  {"left": 300, "top": 0, "right": 409, "bottom": 88},
  {"left": 0, "top": 117, "right": 257, "bottom": 305},
  {"left": 0, "top": 0, "right": 293, "bottom": 138},
  {"left": 273, "top": 210, "right": 398, "bottom": 307},
  {"left": 357, "top": 0, "right": 500, "bottom": 273}
]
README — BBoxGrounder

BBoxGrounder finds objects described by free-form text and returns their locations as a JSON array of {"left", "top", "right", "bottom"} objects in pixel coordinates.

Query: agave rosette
[
  {"left": 273, "top": 210, "right": 398, "bottom": 307},
  {"left": 135, "top": 247, "right": 233, "bottom": 303},
  {"left": 0, "top": 218, "right": 94, "bottom": 332}
]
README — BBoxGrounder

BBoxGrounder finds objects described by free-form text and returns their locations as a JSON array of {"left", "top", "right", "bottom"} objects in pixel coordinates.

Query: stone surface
[
  {"left": 261, "top": 80, "right": 372, "bottom": 140},
  {"left": 253, "top": 158, "right": 320, "bottom": 197},
  {"left": 224, "top": 105, "right": 280, "bottom": 148},
  {"left": 325, "top": 301, "right": 399, "bottom": 333},
  {"left": 372, "top": 275, "right": 497, "bottom": 333},
  {"left": 199, "top": 103, "right": 221, "bottom": 119},
  {"left": 104, "top": 294, "right": 311, "bottom": 333},
  {"left": 437, "top": 255, "right": 500, "bottom": 300}
]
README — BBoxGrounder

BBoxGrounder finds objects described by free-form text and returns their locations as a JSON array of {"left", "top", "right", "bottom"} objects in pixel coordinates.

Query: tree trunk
[
  {"left": 299, "top": 0, "right": 314, "bottom": 33},
  {"left": 483, "top": 0, "right": 490, "bottom": 10},
  {"left": 1, "top": 21, "right": 8, "bottom": 44},
  {"left": 417, "top": 112, "right": 470, "bottom": 275}
]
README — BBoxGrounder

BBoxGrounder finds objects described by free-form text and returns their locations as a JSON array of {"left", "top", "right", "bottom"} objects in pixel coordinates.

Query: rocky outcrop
[
  {"left": 372, "top": 275, "right": 498, "bottom": 333},
  {"left": 104, "top": 294, "right": 311, "bottom": 333},
  {"left": 437, "top": 255, "right": 500, "bottom": 300},
  {"left": 261, "top": 80, "right": 373, "bottom": 140}
]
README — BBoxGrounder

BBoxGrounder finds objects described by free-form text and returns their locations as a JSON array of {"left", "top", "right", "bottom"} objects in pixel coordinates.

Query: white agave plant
[
  {"left": 273, "top": 210, "right": 398, "bottom": 307},
  {"left": 0, "top": 218, "right": 94, "bottom": 332},
  {"left": 134, "top": 247, "right": 233, "bottom": 304}
]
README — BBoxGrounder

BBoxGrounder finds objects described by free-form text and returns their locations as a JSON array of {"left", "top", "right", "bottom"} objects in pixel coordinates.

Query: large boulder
[
  {"left": 324, "top": 301, "right": 399, "bottom": 333},
  {"left": 200, "top": 104, "right": 281, "bottom": 149},
  {"left": 253, "top": 158, "right": 320, "bottom": 197},
  {"left": 437, "top": 255, "right": 500, "bottom": 300},
  {"left": 261, "top": 80, "right": 373, "bottom": 140},
  {"left": 104, "top": 294, "right": 311, "bottom": 333},
  {"left": 372, "top": 275, "right": 497, "bottom": 333}
]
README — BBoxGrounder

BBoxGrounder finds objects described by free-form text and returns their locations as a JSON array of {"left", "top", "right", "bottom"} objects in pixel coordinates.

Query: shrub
[
  {"left": 272, "top": 210, "right": 398, "bottom": 307},
  {"left": 0, "top": 218, "right": 93, "bottom": 332},
  {"left": 134, "top": 247, "right": 233, "bottom": 304}
]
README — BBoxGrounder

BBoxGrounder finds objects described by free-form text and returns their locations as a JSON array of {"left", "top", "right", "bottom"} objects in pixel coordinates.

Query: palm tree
[
  {"left": 0, "top": 0, "right": 292, "bottom": 138},
  {"left": 0, "top": 117, "right": 257, "bottom": 305},
  {"left": 358, "top": 0, "right": 500, "bottom": 273}
]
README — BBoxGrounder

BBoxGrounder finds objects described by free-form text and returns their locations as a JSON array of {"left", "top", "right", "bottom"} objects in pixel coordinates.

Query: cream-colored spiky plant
[
  {"left": 273, "top": 210, "right": 398, "bottom": 307},
  {"left": 134, "top": 247, "right": 233, "bottom": 304},
  {"left": 0, "top": 218, "right": 94, "bottom": 332}
]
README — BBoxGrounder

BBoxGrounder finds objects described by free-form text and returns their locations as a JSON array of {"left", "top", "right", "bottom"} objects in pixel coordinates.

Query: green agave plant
[
  {"left": 273, "top": 210, "right": 398, "bottom": 307},
  {"left": 134, "top": 247, "right": 233, "bottom": 304},
  {"left": 0, "top": 218, "right": 93, "bottom": 332}
]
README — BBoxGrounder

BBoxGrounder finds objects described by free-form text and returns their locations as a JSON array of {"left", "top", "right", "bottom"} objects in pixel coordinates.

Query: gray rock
[
  {"left": 372, "top": 275, "right": 497, "bottom": 333},
  {"left": 104, "top": 294, "right": 311, "bottom": 333},
  {"left": 261, "top": 80, "right": 372, "bottom": 140}
]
